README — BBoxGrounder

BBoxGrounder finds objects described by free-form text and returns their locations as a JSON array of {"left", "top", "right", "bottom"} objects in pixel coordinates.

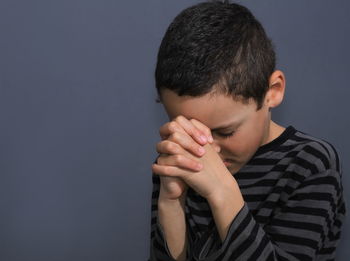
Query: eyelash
[{"left": 216, "top": 131, "right": 235, "bottom": 139}]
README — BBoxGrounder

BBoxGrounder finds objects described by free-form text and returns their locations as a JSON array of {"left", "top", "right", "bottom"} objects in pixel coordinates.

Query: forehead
[{"left": 160, "top": 89, "right": 256, "bottom": 128}]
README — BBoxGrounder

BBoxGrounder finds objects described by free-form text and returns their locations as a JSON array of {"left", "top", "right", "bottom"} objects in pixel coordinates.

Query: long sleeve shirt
[{"left": 148, "top": 125, "right": 346, "bottom": 261}]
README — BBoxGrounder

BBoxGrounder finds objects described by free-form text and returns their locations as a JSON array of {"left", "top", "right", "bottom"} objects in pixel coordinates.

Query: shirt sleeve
[
  {"left": 148, "top": 158, "right": 193, "bottom": 261},
  {"left": 191, "top": 168, "right": 346, "bottom": 261}
]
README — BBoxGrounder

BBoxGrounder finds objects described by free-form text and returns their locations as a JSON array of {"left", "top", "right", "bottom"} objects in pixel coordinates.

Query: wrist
[
  {"left": 207, "top": 180, "right": 245, "bottom": 242},
  {"left": 207, "top": 179, "right": 244, "bottom": 211}
]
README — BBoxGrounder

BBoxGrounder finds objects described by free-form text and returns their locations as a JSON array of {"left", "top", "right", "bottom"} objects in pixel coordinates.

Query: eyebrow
[{"left": 211, "top": 120, "right": 240, "bottom": 132}]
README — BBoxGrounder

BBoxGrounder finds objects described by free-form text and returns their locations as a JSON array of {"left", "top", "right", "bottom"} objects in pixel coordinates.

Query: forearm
[
  {"left": 158, "top": 195, "right": 188, "bottom": 261},
  {"left": 208, "top": 179, "right": 245, "bottom": 242}
]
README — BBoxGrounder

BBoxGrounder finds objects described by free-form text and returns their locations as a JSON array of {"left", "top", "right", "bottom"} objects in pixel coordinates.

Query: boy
[{"left": 149, "top": 1, "right": 346, "bottom": 261}]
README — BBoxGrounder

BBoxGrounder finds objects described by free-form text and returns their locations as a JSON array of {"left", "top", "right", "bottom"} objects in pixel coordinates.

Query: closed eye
[{"left": 216, "top": 131, "right": 235, "bottom": 139}]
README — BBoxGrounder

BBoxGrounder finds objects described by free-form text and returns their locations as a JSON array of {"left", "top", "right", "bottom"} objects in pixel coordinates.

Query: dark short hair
[{"left": 155, "top": 0, "right": 276, "bottom": 110}]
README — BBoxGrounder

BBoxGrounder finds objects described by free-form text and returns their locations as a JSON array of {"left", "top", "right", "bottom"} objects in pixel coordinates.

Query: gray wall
[{"left": 0, "top": 0, "right": 348, "bottom": 260}]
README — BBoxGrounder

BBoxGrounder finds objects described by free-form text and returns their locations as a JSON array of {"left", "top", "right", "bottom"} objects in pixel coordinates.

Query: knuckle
[
  {"left": 169, "top": 132, "right": 180, "bottom": 141},
  {"left": 175, "top": 116, "right": 189, "bottom": 129},
  {"left": 156, "top": 142, "right": 163, "bottom": 153},
  {"left": 165, "top": 141, "right": 177, "bottom": 153},
  {"left": 156, "top": 140, "right": 174, "bottom": 154},
  {"left": 163, "top": 166, "right": 172, "bottom": 175},
  {"left": 171, "top": 144, "right": 180, "bottom": 154},
  {"left": 168, "top": 121, "right": 178, "bottom": 132},
  {"left": 189, "top": 118, "right": 198, "bottom": 127},
  {"left": 174, "top": 115, "right": 184, "bottom": 122},
  {"left": 152, "top": 164, "right": 159, "bottom": 174},
  {"left": 174, "top": 154, "right": 183, "bottom": 164}
]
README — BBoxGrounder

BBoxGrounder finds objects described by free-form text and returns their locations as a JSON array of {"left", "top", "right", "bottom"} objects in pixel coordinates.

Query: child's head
[
  {"left": 155, "top": 1, "right": 286, "bottom": 172},
  {"left": 155, "top": 1, "right": 277, "bottom": 111}
]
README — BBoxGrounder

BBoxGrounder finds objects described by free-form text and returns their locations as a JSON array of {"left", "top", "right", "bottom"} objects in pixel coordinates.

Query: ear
[{"left": 265, "top": 70, "right": 286, "bottom": 109}]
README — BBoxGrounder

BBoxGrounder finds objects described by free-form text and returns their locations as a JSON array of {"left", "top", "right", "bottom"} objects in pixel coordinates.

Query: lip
[
  {"left": 223, "top": 161, "right": 231, "bottom": 167},
  {"left": 223, "top": 159, "right": 233, "bottom": 166}
]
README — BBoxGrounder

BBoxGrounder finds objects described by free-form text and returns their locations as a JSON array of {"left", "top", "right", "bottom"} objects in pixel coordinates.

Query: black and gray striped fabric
[{"left": 149, "top": 125, "right": 346, "bottom": 261}]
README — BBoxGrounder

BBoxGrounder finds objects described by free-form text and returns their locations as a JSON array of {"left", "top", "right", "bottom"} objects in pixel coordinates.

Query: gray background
[{"left": 0, "top": 0, "right": 348, "bottom": 260}]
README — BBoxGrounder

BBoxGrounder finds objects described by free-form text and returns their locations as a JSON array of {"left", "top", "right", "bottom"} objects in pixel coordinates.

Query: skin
[{"left": 153, "top": 70, "right": 286, "bottom": 260}]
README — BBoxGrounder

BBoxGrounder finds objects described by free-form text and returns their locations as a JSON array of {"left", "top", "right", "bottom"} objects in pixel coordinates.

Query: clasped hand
[{"left": 152, "top": 116, "right": 237, "bottom": 202}]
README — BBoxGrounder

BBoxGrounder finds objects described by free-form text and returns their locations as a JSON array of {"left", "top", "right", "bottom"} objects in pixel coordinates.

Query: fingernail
[
  {"left": 200, "top": 135, "right": 207, "bottom": 143},
  {"left": 198, "top": 146, "right": 205, "bottom": 155},
  {"left": 208, "top": 136, "right": 213, "bottom": 143},
  {"left": 196, "top": 163, "right": 203, "bottom": 170}
]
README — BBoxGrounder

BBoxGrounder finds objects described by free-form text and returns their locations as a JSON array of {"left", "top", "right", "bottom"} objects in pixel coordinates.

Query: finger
[
  {"left": 159, "top": 121, "right": 187, "bottom": 140},
  {"left": 174, "top": 115, "right": 209, "bottom": 145},
  {"left": 157, "top": 153, "right": 203, "bottom": 172},
  {"left": 168, "top": 132, "right": 206, "bottom": 156},
  {"left": 152, "top": 163, "right": 194, "bottom": 177},
  {"left": 190, "top": 118, "right": 214, "bottom": 143},
  {"left": 156, "top": 140, "right": 182, "bottom": 155},
  {"left": 156, "top": 136, "right": 205, "bottom": 157}
]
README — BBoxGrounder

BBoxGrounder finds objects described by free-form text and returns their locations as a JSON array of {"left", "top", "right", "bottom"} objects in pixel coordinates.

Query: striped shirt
[{"left": 149, "top": 125, "right": 346, "bottom": 261}]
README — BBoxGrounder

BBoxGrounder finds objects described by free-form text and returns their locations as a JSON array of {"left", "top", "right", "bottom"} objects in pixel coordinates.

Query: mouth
[{"left": 223, "top": 159, "right": 233, "bottom": 166}]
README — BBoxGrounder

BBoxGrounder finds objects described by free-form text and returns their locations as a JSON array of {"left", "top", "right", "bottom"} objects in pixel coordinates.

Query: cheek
[
  {"left": 222, "top": 134, "right": 246, "bottom": 155},
  {"left": 224, "top": 128, "right": 261, "bottom": 156}
]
